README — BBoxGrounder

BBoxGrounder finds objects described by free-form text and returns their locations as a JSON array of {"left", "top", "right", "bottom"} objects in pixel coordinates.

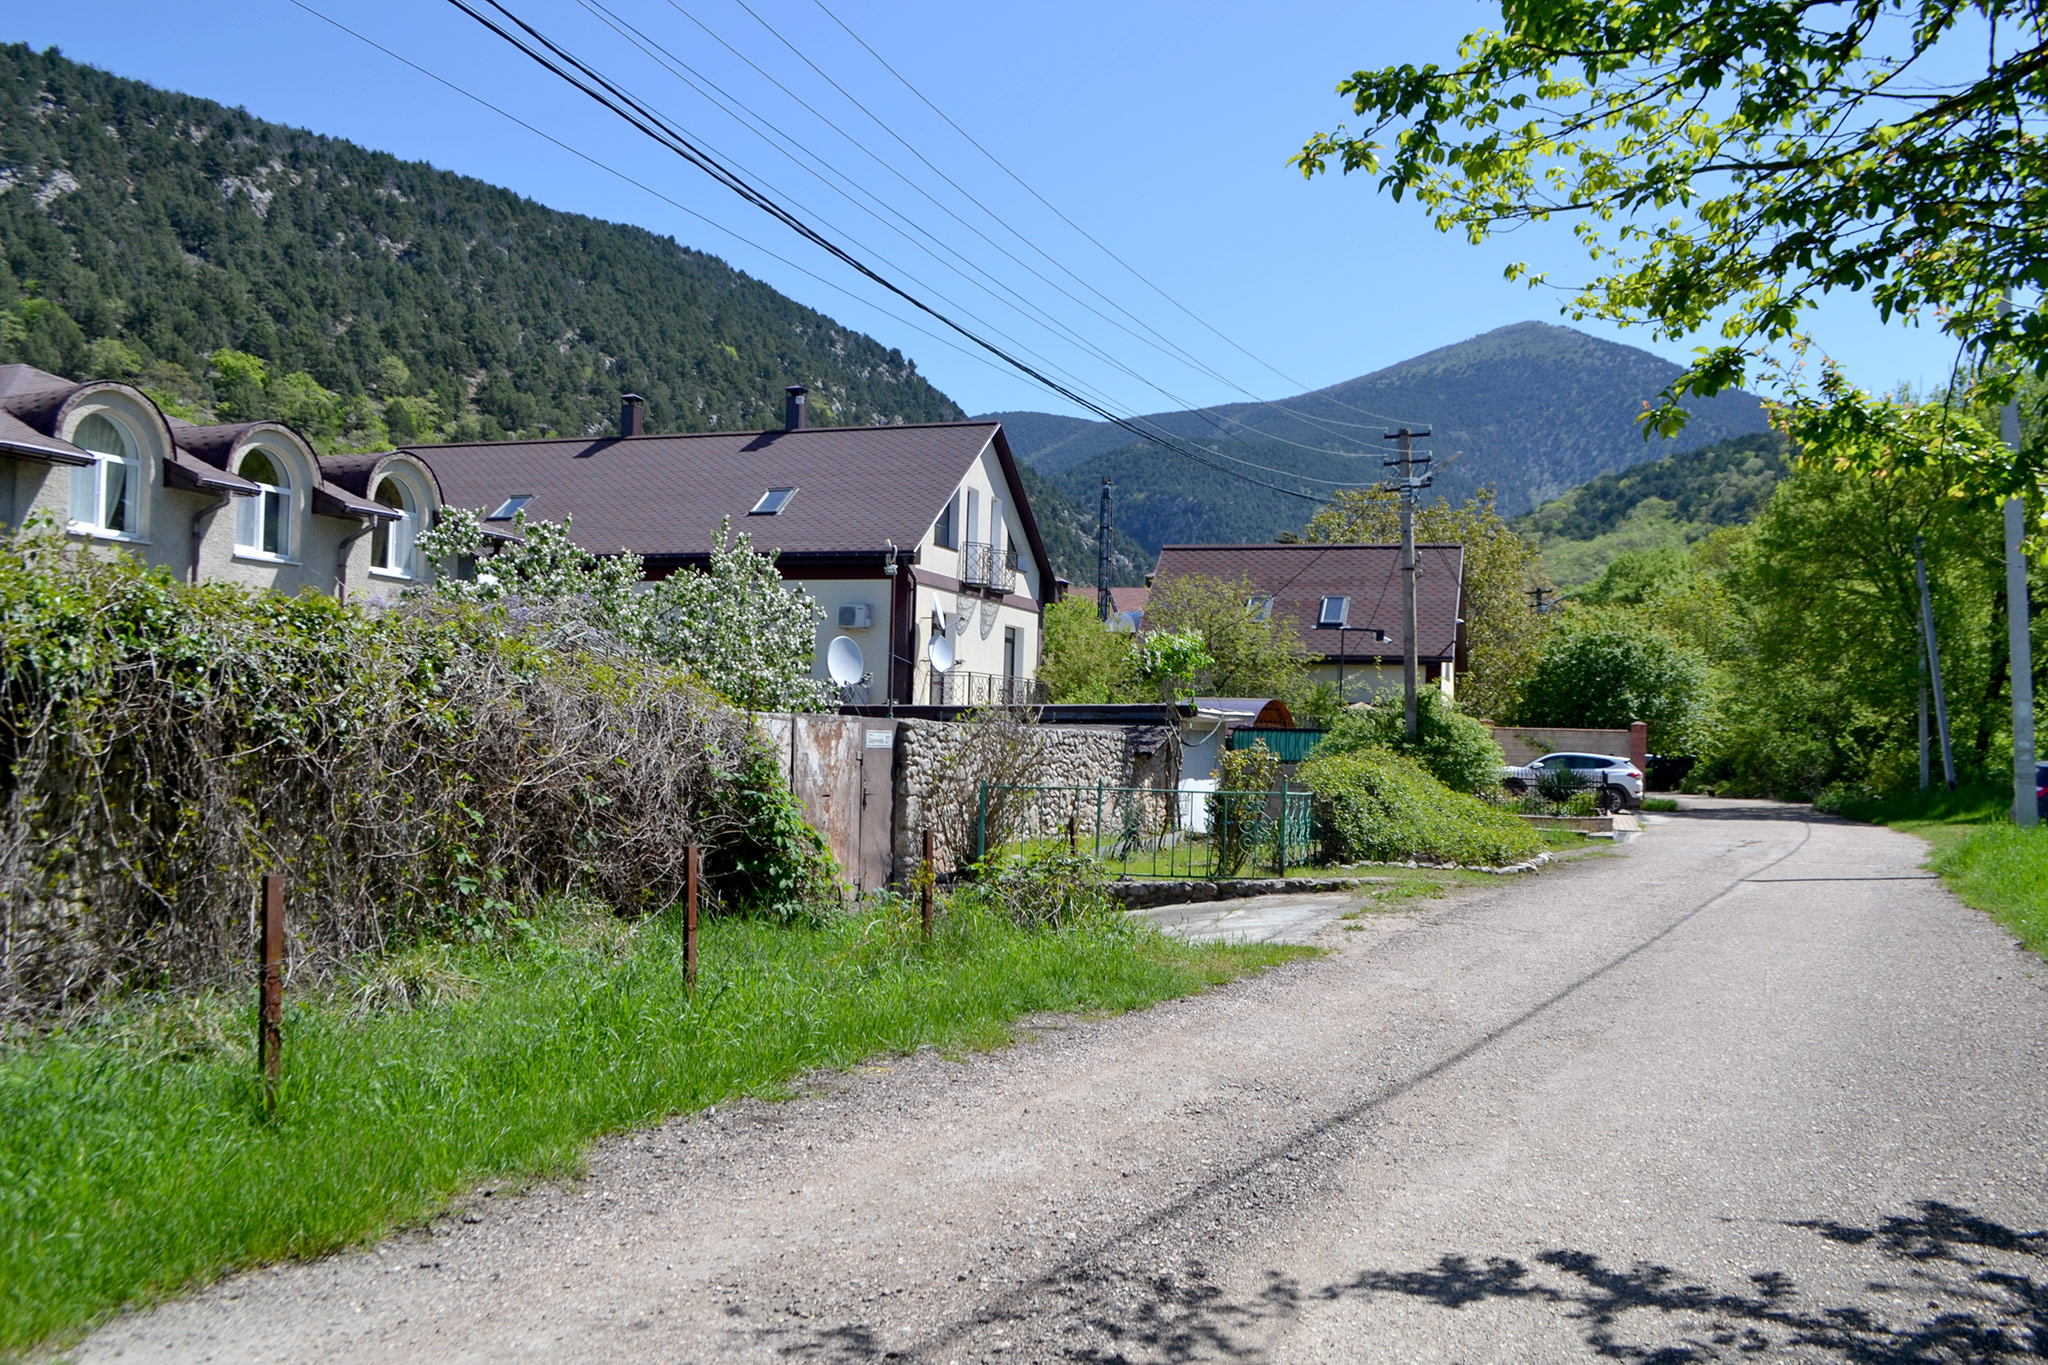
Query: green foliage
[
  {"left": 1213, "top": 745, "right": 1283, "bottom": 877},
  {"left": 1515, "top": 614, "right": 1711, "bottom": 753},
  {"left": 1133, "top": 626, "right": 1213, "bottom": 703},
  {"left": 1143, "top": 572, "right": 1311, "bottom": 701},
  {"left": 0, "top": 44, "right": 961, "bottom": 454},
  {"left": 1300, "top": 748, "right": 1543, "bottom": 867},
  {"left": 1321, "top": 687, "right": 1506, "bottom": 795},
  {"left": 1296, "top": 486, "right": 1544, "bottom": 718},
  {"left": 965, "top": 848, "right": 1118, "bottom": 929},
  {"left": 705, "top": 746, "right": 838, "bottom": 916},
  {"left": 1294, "top": 0, "right": 2048, "bottom": 483},
  {"left": 0, "top": 522, "right": 816, "bottom": 1017},
  {"left": 1532, "top": 765, "right": 1588, "bottom": 807},
  {"left": 0, "top": 896, "right": 1301, "bottom": 1354},
  {"left": 1039, "top": 594, "right": 1141, "bottom": 703}
]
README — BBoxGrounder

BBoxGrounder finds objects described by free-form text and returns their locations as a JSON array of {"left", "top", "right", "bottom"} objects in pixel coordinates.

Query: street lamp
[{"left": 1334, "top": 627, "right": 1391, "bottom": 707}]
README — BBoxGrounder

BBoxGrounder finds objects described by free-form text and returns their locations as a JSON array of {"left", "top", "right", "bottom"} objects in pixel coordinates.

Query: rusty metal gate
[{"left": 756, "top": 715, "right": 897, "bottom": 893}]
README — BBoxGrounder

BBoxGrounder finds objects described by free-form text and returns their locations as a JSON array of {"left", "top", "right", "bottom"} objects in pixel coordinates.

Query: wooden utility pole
[
  {"left": 1097, "top": 479, "right": 1114, "bottom": 623},
  {"left": 1383, "top": 427, "right": 1432, "bottom": 740}
]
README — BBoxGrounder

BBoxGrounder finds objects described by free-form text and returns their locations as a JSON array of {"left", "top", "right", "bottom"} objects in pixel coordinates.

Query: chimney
[
  {"left": 784, "top": 385, "right": 808, "bottom": 431},
  {"left": 619, "top": 393, "right": 646, "bottom": 437}
]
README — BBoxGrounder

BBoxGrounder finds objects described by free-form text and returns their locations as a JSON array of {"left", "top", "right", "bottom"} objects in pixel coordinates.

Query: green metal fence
[
  {"left": 974, "top": 781, "right": 1320, "bottom": 878},
  {"left": 1226, "top": 726, "right": 1327, "bottom": 763}
]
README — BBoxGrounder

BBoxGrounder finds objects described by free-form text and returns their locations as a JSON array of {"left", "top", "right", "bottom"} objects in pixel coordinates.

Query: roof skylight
[
  {"left": 485, "top": 494, "right": 534, "bottom": 521},
  {"left": 749, "top": 487, "right": 797, "bottom": 516},
  {"left": 1317, "top": 595, "right": 1350, "bottom": 627}
]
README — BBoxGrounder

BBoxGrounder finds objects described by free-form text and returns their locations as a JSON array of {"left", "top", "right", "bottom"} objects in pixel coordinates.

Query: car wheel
[{"left": 1503, "top": 779, "right": 1528, "bottom": 796}]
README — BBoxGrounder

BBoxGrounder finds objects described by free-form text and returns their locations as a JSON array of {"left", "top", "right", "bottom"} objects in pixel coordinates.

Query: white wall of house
[
  {"left": 1304, "top": 659, "right": 1455, "bottom": 703},
  {"left": 911, "top": 438, "right": 1044, "bottom": 696},
  {"left": 802, "top": 575, "right": 894, "bottom": 698}
]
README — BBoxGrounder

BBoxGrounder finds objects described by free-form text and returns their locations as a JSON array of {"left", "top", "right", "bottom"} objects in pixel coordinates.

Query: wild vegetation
[
  {"left": 0, "top": 887, "right": 1301, "bottom": 1354},
  {"left": 1300, "top": 748, "right": 1542, "bottom": 868},
  {"left": 0, "top": 44, "right": 960, "bottom": 449}
]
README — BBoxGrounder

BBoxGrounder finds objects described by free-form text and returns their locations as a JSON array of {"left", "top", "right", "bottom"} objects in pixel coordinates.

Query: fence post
[
  {"left": 975, "top": 781, "right": 990, "bottom": 864},
  {"left": 1067, "top": 813, "right": 1078, "bottom": 856},
  {"left": 684, "top": 843, "right": 700, "bottom": 991},
  {"left": 921, "top": 828, "right": 935, "bottom": 938},
  {"left": 258, "top": 873, "right": 284, "bottom": 1110},
  {"left": 1094, "top": 781, "right": 1105, "bottom": 862},
  {"left": 1273, "top": 777, "right": 1290, "bottom": 876}
]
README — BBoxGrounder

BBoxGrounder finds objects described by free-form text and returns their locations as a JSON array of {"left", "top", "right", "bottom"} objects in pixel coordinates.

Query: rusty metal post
[
  {"left": 1067, "top": 813, "right": 1078, "bottom": 855},
  {"left": 921, "top": 828, "right": 935, "bottom": 938},
  {"left": 259, "top": 873, "right": 284, "bottom": 1108},
  {"left": 684, "top": 844, "right": 700, "bottom": 990}
]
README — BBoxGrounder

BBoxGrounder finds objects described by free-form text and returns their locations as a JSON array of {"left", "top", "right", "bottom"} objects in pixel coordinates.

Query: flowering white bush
[
  {"left": 415, "top": 509, "right": 832, "bottom": 711},
  {"left": 639, "top": 518, "right": 833, "bottom": 712}
]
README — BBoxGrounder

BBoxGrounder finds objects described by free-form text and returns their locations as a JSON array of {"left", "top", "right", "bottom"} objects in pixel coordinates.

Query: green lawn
[
  {"left": 1832, "top": 785, "right": 2048, "bottom": 961},
  {"left": 0, "top": 897, "right": 1302, "bottom": 1356}
]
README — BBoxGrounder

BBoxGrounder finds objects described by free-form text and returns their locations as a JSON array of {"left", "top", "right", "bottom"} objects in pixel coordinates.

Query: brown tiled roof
[
  {"left": 1149, "top": 542, "right": 1464, "bottom": 663},
  {"left": 0, "top": 409, "right": 90, "bottom": 465},
  {"left": 1108, "top": 585, "right": 1151, "bottom": 616},
  {"left": 355, "top": 422, "right": 1054, "bottom": 581}
]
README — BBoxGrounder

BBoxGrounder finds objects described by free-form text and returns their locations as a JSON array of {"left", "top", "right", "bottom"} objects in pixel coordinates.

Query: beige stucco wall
[{"left": 1306, "top": 659, "right": 1454, "bottom": 704}]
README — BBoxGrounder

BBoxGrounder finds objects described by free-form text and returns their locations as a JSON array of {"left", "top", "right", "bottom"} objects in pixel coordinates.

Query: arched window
[
  {"left": 68, "top": 413, "right": 140, "bottom": 536},
  {"left": 235, "top": 449, "right": 293, "bottom": 559},
  {"left": 370, "top": 476, "right": 419, "bottom": 578}
]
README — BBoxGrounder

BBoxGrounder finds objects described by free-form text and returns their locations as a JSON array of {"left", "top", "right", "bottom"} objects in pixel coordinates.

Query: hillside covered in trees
[{"left": 0, "top": 43, "right": 962, "bottom": 448}]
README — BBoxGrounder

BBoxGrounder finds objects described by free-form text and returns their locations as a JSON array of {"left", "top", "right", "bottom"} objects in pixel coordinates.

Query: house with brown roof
[
  {"left": 1148, "top": 542, "right": 1466, "bottom": 704},
  {"left": 0, "top": 369, "right": 1056, "bottom": 706}
]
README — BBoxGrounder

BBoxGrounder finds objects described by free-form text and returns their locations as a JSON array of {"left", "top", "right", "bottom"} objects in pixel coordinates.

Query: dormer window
[
  {"left": 372, "top": 478, "right": 421, "bottom": 578},
  {"left": 235, "top": 450, "right": 294, "bottom": 560},
  {"left": 485, "top": 494, "right": 533, "bottom": 521},
  {"left": 749, "top": 487, "right": 796, "bottom": 516},
  {"left": 69, "top": 413, "right": 140, "bottom": 537},
  {"left": 1318, "top": 595, "right": 1349, "bottom": 627}
]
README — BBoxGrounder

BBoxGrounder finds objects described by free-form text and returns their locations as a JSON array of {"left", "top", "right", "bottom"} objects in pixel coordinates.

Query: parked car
[{"left": 1502, "top": 752, "right": 1645, "bottom": 812}]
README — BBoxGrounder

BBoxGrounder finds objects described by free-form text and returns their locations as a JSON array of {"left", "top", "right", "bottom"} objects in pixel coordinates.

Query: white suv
[{"left": 1502, "top": 752, "right": 1645, "bottom": 812}]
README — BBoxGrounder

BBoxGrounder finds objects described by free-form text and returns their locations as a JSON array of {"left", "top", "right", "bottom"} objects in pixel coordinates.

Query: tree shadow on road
[{"left": 1319, "top": 1200, "right": 2046, "bottom": 1362}]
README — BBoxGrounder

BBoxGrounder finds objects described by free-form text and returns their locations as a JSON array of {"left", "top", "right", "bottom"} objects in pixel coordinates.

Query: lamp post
[{"left": 1333, "top": 627, "right": 1390, "bottom": 710}]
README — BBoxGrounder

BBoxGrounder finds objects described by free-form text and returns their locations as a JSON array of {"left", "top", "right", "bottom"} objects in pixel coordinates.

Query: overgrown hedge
[
  {"left": 0, "top": 531, "right": 829, "bottom": 1022},
  {"left": 1300, "top": 748, "right": 1544, "bottom": 867}
]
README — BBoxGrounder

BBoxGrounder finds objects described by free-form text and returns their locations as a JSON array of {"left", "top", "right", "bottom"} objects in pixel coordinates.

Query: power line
[{"left": 444, "top": 0, "right": 1332, "bottom": 504}]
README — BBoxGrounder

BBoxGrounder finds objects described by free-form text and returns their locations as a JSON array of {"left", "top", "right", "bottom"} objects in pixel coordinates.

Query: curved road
[{"left": 81, "top": 799, "right": 2048, "bottom": 1362}]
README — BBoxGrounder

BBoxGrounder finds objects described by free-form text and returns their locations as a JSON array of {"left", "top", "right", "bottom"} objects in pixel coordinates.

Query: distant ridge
[{"left": 983, "top": 322, "right": 1772, "bottom": 556}]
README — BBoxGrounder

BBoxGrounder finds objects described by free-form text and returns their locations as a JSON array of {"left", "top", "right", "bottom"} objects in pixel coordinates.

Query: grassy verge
[
  {"left": 0, "top": 898, "right": 1301, "bottom": 1355},
  {"left": 1830, "top": 784, "right": 2048, "bottom": 961}
]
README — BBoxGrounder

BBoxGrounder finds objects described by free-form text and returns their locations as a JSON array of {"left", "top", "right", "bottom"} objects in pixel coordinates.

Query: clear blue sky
[{"left": 12, "top": 1, "right": 1966, "bottom": 422}]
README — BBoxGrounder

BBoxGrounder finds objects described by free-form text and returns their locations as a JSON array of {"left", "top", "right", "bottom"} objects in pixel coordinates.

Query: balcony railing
[
  {"left": 927, "top": 667, "right": 1047, "bottom": 708},
  {"left": 959, "top": 540, "right": 1019, "bottom": 594}
]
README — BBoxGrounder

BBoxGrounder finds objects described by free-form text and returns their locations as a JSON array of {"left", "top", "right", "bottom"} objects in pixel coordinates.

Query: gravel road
[{"left": 76, "top": 799, "right": 2048, "bottom": 1363}]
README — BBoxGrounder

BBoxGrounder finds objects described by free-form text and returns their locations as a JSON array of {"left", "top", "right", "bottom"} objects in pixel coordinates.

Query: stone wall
[{"left": 892, "top": 717, "right": 1166, "bottom": 877}]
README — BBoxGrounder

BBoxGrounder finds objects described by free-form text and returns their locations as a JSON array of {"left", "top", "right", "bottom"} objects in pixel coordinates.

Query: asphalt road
[{"left": 77, "top": 798, "right": 2048, "bottom": 1363}]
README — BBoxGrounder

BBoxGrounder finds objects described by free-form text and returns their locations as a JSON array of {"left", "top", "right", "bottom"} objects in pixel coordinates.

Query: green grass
[
  {"left": 1642, "top": 797, "right": 1680, "bottom": 812},
  {"left": 0, "top": 898, "right": 1300, "bottom": 1356},
  {"left": 1828, "top": 783, "right": 2048, "bottom": 962}
]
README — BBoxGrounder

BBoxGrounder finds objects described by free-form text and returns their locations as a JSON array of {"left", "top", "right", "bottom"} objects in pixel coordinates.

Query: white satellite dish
[
  {"left": 826, "top": 634, "right": 866, "bottom": 685},
  {"left": 928, "top": 632, "right": 956, "bottom": 673}
]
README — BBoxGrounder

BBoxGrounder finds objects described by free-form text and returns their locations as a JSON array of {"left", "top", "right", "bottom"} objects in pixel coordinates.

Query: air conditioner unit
[{"left": 838, "top": 603, "right": 873, "bottom": 629}]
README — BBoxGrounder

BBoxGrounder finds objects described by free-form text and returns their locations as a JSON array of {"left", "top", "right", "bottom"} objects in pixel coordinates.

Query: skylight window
[
  {"left": 485, "top": 494, "right": 534, "bottom": 521},
  {"left": 749, "top": 487, "right": 797, "bottom": 516},
  {"left": 1317, "top": 595, "right": 1350, "bottom": 627},
  {"left": 1246, "top": 594, "right": 1273, "bottom": 621}
]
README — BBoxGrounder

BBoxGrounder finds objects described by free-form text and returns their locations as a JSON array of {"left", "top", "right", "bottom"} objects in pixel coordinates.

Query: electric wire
[{"left": 445, "top": 0, "right": 1335, "bottom": 503}]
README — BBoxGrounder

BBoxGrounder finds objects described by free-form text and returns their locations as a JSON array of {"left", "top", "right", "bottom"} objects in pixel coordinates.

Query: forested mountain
[
  {"left": 1013, "top": 463, "right": 1150, "bottom": 590},
  {"left": 986, "top": 322, "right": 1774, "bottom": 555},
  {"left": 0, "top": 44, "right": 961, "bottom": 447},
  {"left": 1517, "top": 431, "right": 1791, "bottom": 587}
]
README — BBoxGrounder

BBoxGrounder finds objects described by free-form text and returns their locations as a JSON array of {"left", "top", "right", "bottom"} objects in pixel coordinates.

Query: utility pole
[
  {"left": 1527, "top": 584, "right": 1553, "bottom": 616},
  {"left": 1917, "top": 534, "right": 1957, "bottom": 790},
  {"left": 1096, "top": 478, "right": 1114, "bottom": 623},
  {"left": 2001, "top": 297, "right": 2037, "bottom": 826},
  {"left": 1382, "top": 427, "right": 1433, "bottom": 740}
]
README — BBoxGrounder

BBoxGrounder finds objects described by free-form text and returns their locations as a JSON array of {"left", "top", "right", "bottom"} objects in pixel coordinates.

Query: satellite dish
[
  {"left": 928, "top": 632, "right": 956, "bottom": 673},
  {"left": 826, "top": 634, "right": 865, "bottom": 685}
]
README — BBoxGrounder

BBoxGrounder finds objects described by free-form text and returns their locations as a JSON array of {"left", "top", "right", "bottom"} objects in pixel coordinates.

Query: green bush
[
  {"left": 1515, "top": 615, "right": 1710, "bottom": 754},
  {"left": 1300, "top": 748, "right": 1544, "bottom": 867},
  {"left": 0, "top": 526, "right": 824, "bottom": 1020},
  {"left": 1320, "top": 687, "right": 1506, "bottom": 794}
]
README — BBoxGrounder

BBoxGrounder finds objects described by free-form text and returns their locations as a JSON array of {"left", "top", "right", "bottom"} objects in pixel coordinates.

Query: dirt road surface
[{"left": 76, "top": 800, "right": 2048, "bottom": 1362}]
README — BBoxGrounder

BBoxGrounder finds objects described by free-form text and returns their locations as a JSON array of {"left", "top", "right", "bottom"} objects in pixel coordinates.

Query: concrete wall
[{"left": 1492, "top": 722, "right": 1648, "bottom": 771}]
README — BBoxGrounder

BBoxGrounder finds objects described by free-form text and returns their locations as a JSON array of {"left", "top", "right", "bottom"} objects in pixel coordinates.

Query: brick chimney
[
  {"left": 619, "top": 393, "right": 646, "bottom": 437},
  {"left": 784, "top": 385, "right": 808, "bottom": 431}
]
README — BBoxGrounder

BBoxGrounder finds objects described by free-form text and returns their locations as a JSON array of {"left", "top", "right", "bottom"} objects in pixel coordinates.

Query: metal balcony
[
  {"left": 959, "top": 540, "right": 1018, "bottom": 594},
  {"left": 926, "top": 667, "right": 1047, "bottom": 708}
]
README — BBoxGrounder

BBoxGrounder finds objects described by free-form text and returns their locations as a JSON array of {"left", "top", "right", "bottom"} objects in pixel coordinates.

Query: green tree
[
  {"left": 1515, "top": 614, "right": 1711, "bottom": 753},
  {"left": 1039, "top": 595, "right": 1140, "bottom": 703},
  {"left": 1143, "top": 572, "right": 1314, "bottom": 702},
  {"left": 1134, "top": 628, "right": 1214, "bottom": 703},
  {"left": 1297, "top": 486, "right": 1547, "bottom": 718},
  {"left": 1294, "top": 0, "right": 2048, "bottom": 493},
  {"left": 638, "top": 519, "right": 833, "bottom": 713}
]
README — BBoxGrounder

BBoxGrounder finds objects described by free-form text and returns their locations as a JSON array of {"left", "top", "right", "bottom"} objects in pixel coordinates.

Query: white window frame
[
  {"left": 369, "top": 476, "right": 421, "bottom": 579},
  {"left": 1318, "top": 595, "right": 1350, "bottom": 627},
  {"left": 233, "top": 447, "right": 297, "bottom": 563},
  {"left": 67, "top": 412, "right": 145, "bottom": 542}
]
